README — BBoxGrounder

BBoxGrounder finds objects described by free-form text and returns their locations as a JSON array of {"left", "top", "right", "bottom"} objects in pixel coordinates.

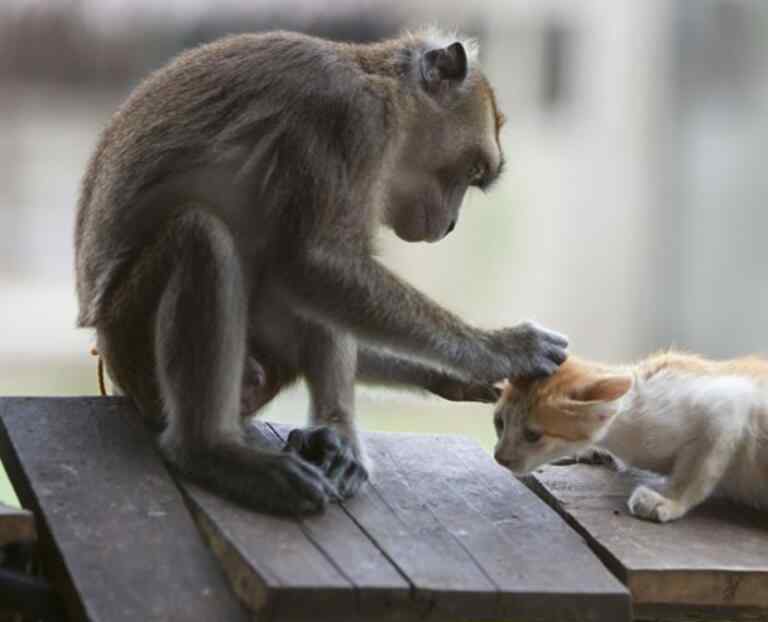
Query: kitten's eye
[
  {"left": 468, "top": 161, "right": 487, "bottom": 184},
  {"left": 523, "top": 428, "right": 542, "bottom": 443}
]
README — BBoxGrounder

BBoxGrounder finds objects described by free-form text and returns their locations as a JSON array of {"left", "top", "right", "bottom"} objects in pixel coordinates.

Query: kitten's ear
[
  {"left": 557, "top": 375, "right": 632, "bottom": 427},
  {"left": 571, "top": 375, "right": 632, "bottom": 404}
]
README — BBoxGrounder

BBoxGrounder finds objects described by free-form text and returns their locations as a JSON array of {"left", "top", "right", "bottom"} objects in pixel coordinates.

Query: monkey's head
[{"left": 384, "top": 33, "right": 505, "bottom": 243}]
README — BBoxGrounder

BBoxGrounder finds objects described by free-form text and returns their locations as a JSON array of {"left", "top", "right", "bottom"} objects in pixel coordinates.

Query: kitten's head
[{"left": 493, "top": 357, "right": 632, "bottom": 474}]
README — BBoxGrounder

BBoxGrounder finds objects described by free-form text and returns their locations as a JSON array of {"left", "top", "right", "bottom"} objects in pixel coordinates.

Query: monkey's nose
[{"left": 445, "top": 220, "right": 456, "bottom": 235}]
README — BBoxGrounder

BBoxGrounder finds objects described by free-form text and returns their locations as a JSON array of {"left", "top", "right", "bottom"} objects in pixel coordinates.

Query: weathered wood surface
[
  {"left": 0, "top": 397, "right": 631, "bottom": 622},
  {"left": 184, "top": 423, "right": 413, "bottom": 622},
  {"left": 182, "top": 419, "right": 630, "bottom": 621},
  {"left": 528, "top": 464, "right": 768, "bottom": 621},
  {"left": 0, "top": 397, "right": 248, "bottom": 622},
  {"left": 0, "top": 501, "right": 35, "bottom": 547}
]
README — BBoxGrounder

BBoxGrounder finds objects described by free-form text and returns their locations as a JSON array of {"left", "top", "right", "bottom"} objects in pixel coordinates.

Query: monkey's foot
[
  {"left": 163, "top": 441, "right": 340, "bottom": 516},
  {"left": 284, "top": 427, "right": 369, "bottom": 499}
]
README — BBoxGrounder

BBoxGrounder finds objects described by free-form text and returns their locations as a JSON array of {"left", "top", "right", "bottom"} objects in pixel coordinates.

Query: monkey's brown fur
[{"left": 75, "top": 30, "right": 567, "bottom": 515}]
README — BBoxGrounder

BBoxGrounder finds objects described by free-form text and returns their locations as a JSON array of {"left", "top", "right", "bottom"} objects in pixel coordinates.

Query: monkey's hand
[
  {"left": 284, "top": 427, "right": 369, "bottom": 499},
  {"left": 484, "top": 321, "right": 568, "bottom": 382},
  {"left": 428, "top": 374, "right": 501, "bottom": 403}
]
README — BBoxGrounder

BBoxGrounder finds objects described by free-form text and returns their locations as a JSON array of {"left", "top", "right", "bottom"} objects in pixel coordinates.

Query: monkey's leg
[
  {"left": 101, "top": 210, "right": 337, "bottom": 515},
  {"left": 357, "top": 346, "right": 500, "bottom": 403},
  {"left": 284, "top": 324, "right": 369, "bottom": 498}
]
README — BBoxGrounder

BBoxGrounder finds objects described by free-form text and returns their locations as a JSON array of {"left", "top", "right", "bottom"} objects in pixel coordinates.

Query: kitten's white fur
[
  {"left": 495, "top": 361, "right": 768, "bottom": 523},
  {"left": 608, "top": 370, "right": 768, "bottom": 522}
]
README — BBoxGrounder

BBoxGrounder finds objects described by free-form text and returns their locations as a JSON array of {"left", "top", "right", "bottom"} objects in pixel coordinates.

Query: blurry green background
[{"left": 3, "top": 0, "right": 768, "bottom": 506}]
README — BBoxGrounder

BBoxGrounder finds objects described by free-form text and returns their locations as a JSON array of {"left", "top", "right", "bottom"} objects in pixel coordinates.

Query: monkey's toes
[
  {"left": 285, "top": 426, "right": 344, "bottom": 467},
  {"left": 284, "top": 426, "right": 369, "bottom": 500},
  {"left": 275, "top": 453, "right": 341, "bottom": 514},
  {"left": 326, "top": 449, "right": 369, "bottom": 499},
  {"left": 336, "top": 462, "right": 369, "bottom": 499}
]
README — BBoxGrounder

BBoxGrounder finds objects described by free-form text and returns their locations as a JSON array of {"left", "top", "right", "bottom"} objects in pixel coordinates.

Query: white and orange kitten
[{"left": 493, "top": 352, "right": 768, "bottom": 523}]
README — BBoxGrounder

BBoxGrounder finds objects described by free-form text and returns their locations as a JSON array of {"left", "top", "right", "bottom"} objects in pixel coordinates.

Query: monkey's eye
[
  {"left": 468, "top": 161, "right": 487, "bottom": 185},
  {"left": 523, "top": 428, "right": 543, "bottom": 443}
]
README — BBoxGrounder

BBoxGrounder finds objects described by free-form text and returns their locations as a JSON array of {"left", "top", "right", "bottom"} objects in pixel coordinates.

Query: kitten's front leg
[
  {"left": 553, "top": 448, "right": 619, "bottom": 469},
  {"left": 628, "top": 436, "right": 734, "bottom": 523},
  {"left": 628, "top": 486, "right": 687, "bottom": 523}
]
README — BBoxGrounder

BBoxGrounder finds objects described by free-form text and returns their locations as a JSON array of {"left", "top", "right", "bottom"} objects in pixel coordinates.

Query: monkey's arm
[
  {"left": 357, "top": 346, "right": 500, "bottom": 403},
  {"left": 284, "top": 249, "right": 566, "bottom": 383}
]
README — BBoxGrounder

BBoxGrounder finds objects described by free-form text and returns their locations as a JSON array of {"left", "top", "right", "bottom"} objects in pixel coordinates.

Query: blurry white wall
[{"left": 1, "top": 0, "right": 767, "bottom": 401}]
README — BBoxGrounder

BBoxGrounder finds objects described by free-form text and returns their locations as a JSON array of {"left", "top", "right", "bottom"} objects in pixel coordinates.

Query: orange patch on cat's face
[{"left": 494, "top": 357, "right": 631, "bottom": 474}]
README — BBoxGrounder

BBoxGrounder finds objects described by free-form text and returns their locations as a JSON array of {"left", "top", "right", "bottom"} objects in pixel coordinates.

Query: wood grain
[
  {"left": 0, "top": 397, "right": 248, "bottom": 622},
  {"left": 529, "top": 464, "right": 768, "bottom": 621},
  {"left": 270, "top": 424, "right": 630, "bottom": 622},
  {"left": 182, "top": 420, "right": 414, "bottom": 622},
  {"left": 0, "top": 397, "right": 634, "bottom": 622}
]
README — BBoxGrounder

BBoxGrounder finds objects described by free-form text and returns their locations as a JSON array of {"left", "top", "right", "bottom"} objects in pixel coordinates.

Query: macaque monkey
[{"left": 75, "top": 29, "right": 567, "bottom": 515}]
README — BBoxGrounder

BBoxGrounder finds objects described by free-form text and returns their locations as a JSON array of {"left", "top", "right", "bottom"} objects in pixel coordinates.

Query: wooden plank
[
  {"left": 0, "top": 501, "right": 35, "bottom": 546},
  {"left": 270, "top": 424, "right": 499, "bottom": 621},
  {"left": 528, "top": 464, "right": 768, "bottom": 621},
  {"left": 236, "top": 423, "right": 629, "bottom": 621},
  {"left": 0, "top": 397, "right": 248, "bottom": 622},
  {"left": 181, "top": 420, "right": 415, "bottom": 622},
  {"left": 384, "top": 433, "right": 631, "bottom": 621},
  {"left": 351, "top": 432, "right": 630, "bottom": 622}
]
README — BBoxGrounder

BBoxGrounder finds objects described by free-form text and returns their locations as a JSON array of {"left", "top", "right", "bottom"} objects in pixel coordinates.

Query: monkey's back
[{"left": 75, "top": 31, "right": 388, "bottom": 327}]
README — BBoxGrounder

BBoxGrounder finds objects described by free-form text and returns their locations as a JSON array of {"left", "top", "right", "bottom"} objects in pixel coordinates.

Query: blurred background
[{"left": 1, "top": 0, "right": 767, "bottom": 503}]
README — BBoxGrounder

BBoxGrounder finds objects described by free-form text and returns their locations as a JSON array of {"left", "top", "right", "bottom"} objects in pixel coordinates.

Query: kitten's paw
[
  {"left": 628, "top": 486, "right": 686, "bottom": 523},
  {"left": 553, "top": 448, "right": 617, "bottom": 469}
]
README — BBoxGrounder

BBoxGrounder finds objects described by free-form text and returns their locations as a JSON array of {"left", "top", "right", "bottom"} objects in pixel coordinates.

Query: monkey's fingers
[
  {"left": 337, "top": 461, "right": 369, "bottom": 499},
  {"left": 284, "top": 428, "right": 309, "bottom": 454},
  {"left": 284, "top": 426, "right": 347, "bottom": 472},
  {"left": 540, "top": 328, "right": 569, "bottom": 349},
  {"left": 274, "top": 453, "right": 341, "bottom": 513},
  {"left": 525, "top": 345, "right": 567, "bottom": 376},
  {"left": 325, "top": 449, "right": 369, "bottom": 499}
]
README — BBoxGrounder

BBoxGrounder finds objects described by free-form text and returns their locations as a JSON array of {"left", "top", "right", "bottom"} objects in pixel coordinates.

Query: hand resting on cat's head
[{"left": 493, "top": 352, "right": 768, "bottom": 523}]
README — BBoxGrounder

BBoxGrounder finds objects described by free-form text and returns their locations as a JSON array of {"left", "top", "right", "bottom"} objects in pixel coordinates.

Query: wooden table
[
  {"left": 0, "top": 397, "right": 629, "bottom": 622},
  {"left": 527, "top": 465, "right": 768, "bottom": 621}
]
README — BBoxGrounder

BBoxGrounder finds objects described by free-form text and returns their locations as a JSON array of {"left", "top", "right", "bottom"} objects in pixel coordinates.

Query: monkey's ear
[{"left": 421, "top": 42, "right": 468, "bottom": 89}]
